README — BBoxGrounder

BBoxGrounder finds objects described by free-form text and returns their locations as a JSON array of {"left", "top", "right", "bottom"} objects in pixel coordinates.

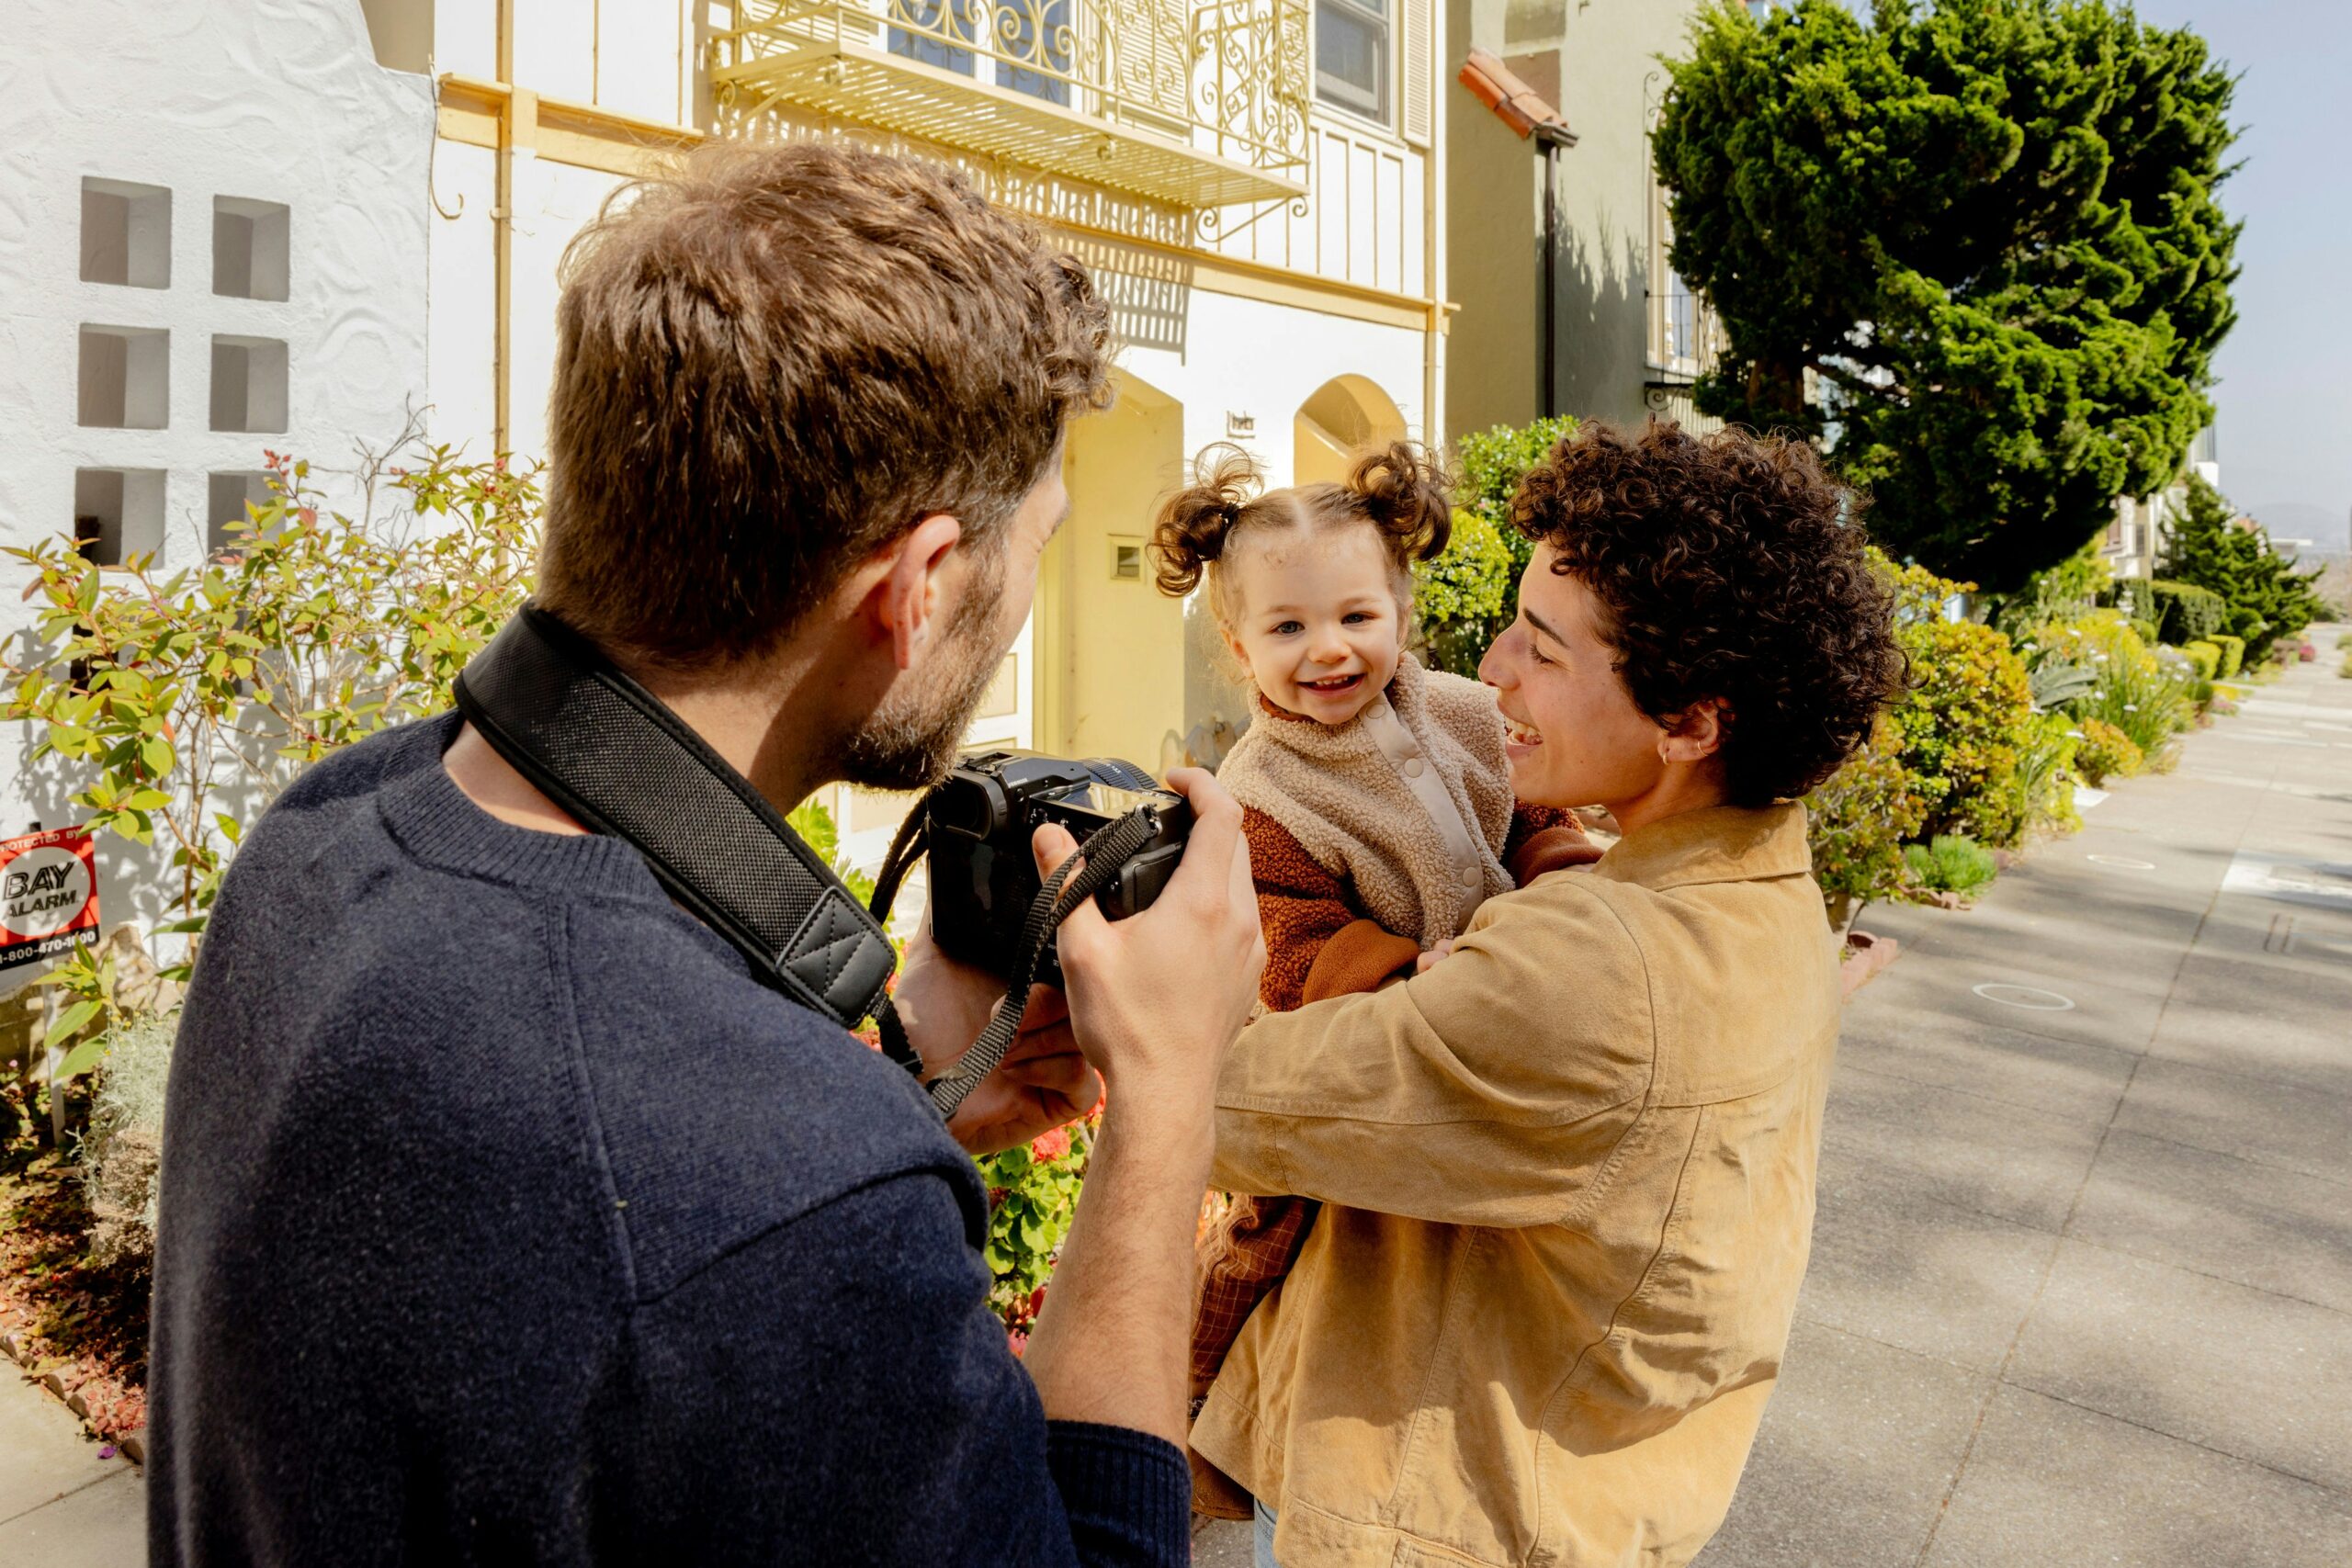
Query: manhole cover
[
  {"left": 1972, "top": 983, "right": 2076, "bottom": 1011},
  {"left": 2087, "top": 854, "right": 2156, "bottom": 870}
]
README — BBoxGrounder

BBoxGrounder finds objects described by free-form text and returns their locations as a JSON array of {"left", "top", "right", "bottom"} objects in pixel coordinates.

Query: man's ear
[
  {"left": 1658, "top": 698, "right": 1731, "bottom": 765},
  {"left": 868, "top": 513, "right": 967, "bottom": 671}
]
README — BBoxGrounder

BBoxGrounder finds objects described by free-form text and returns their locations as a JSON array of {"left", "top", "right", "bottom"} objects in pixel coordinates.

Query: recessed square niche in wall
[
  {"left": 80, "top": 178, "right": 172, "bottom": 288},
  {"left": 212, "top": 197, "right": 290, "bottom": 301},
  {"left": 77, "top": 324, "right": 170, "bottom": 428},
  {"left": 73, "top": 468, "right": 168, "bottom": 567},
  {"left": 209, "top": 334, "right": 288, "bottom": 434},
  {"left": 206, "top": 470, "right": 273, "bottom": 555}
]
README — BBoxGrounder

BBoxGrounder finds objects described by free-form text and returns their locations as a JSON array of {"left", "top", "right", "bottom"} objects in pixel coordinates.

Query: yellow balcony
[{"left": 715, "top": 0, "right": 1309, "bottom": 209}]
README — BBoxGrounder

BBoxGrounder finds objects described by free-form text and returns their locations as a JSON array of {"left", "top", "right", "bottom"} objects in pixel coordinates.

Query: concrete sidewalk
[
  {"left": 0, "top": 1359, "right": 143, "bottom": 1566},
  {"left": 1702, "top": 631, "right": 2352, "bottom": 1565}
]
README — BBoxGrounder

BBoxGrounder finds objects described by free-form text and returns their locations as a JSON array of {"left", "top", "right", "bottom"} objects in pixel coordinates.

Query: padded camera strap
[{"left": 453, "top": 606, "right": 912, "bottom": 1072}]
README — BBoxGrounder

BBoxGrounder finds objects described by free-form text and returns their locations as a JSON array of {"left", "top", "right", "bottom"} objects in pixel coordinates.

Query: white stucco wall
[{"left": 0, "top": 0, "right": 435, "bottom": 946}]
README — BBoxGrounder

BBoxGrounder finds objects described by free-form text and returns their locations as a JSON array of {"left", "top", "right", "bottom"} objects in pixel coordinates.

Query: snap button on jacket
[{"left": 1193, "top": 804, "right": 1840, "bottom": 1568}]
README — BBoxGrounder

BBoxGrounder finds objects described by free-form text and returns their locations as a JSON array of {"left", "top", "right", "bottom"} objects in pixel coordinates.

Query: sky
[
  {"left": 2135, "top": 0, "right": 2352, "bottom": 549},
  {"left": 1825, "top": 1, "right": 2352, "bottom": 550}
]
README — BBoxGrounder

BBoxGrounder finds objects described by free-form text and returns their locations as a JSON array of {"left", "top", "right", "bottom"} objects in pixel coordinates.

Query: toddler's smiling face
[{"left": 1223, "top": 523, "right": 1406, "bottom": 726}]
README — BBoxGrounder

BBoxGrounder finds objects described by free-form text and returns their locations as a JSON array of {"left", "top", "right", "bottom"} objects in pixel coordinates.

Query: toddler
[{"left": 1150, "top": 443, "right": 1592, "bottom": 1511}]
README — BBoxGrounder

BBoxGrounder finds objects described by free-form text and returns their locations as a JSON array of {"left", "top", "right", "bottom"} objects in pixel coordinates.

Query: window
[
  {"left": 73, "top": 468, "right": 167, "bottom": 567},
  {"left": 80, "top": 178, "right": 172, "bottom": 288},
  {"left": 213, "top": 197, "right": 290, "bottom": 300},
  {"left": 78, "top": 325, "right": 170, "bottom": 429},
  {"left": 1109, "top": 537, "right": 1144, "bottom": 581},
  {"left": 209, "top": 335, "right": 288, "bottom": 434},
  {"left": 887, "top": 0, "right": 1071, "bottom": 105},
  {"left": 1315, "top": 0, "right": 1390, "bottom": 124}
]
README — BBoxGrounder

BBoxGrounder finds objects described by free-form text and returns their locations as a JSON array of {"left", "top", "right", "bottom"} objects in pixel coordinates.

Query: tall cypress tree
[
  {"left": 1655, "top": 0, "right": 2239, "bottom": 592},
  {"left": 2161, "top": 474, "right": 2329, "bottom": 661}
]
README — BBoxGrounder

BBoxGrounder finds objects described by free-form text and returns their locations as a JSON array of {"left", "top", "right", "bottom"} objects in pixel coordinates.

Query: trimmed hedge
[
  {"left": 2181, "top": 640, "right": 2222, "bottom": 682},
  {"left": 2148, "top": 578, "right": 2226, "bottom": 644},
  {"left": 2211, "top": 633, "right": 2245, "bottom": 679}
]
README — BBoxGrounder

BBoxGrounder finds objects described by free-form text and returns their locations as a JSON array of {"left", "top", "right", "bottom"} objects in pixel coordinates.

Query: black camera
[{"left": 925, "top": 751, "right": 1192, "bottom": 986}]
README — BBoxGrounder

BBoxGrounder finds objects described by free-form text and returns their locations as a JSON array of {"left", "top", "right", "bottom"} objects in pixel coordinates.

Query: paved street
[
  {"left": 1704, "top": 629, "right": 2352, "bottom": 1566},
  {"left": 0, "top": 1362, "right": 142, "bottom": 1567}
]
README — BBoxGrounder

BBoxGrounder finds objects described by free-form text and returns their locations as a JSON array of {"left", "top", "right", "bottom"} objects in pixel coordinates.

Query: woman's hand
[{"left": 1415, "top": 939, "right": 1457, "bottom": 975}]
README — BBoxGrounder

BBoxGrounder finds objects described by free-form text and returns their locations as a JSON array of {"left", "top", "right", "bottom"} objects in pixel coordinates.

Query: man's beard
[{"left": 837, "top": 553, "right": 1011, "bottom": 792}]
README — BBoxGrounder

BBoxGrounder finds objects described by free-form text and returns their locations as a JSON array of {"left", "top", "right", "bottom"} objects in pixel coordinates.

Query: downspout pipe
[{"left": 1533, "top": 125, "right": 1574, "bottom": 421}]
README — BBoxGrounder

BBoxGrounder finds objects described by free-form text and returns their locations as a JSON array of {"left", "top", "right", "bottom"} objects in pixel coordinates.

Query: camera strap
[
  {"left": 876, "top": 802, "right": 1165, "bottom": 1120},
  {"left": 452, "top": 606, "right": 916, "bottom": 1075}
]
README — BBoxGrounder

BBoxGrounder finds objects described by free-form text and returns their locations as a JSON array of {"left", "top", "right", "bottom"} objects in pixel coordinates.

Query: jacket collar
[{"left": 1590, "top": 801, "right": 1813, "bottom": 890}]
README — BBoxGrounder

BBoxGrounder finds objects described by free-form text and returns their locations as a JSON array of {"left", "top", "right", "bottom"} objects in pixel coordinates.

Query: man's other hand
[
  {"left": 1033, "top": 768, "right": 1262, "bottom": 1119},
  {"left": 894, "top": 919, "right": 1102, "bottom": 1156}
]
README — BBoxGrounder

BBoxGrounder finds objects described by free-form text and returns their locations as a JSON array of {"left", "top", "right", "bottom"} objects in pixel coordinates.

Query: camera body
[{"left": 926, "top": 750, "right": 1192, "bottom": 986}]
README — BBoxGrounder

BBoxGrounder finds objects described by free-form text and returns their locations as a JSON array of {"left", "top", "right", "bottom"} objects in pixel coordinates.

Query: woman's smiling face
[
  {"left": 1478, "top": 544, "right": 1675, "bottom": 810},
  {"left": 1223, "top": 524, "right": 1406, "bottom": 725}
]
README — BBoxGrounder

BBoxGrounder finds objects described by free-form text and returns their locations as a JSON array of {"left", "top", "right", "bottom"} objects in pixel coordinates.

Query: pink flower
[
  {"left": 1029, "top": 1126, "right": 1071, "bottom": 1163},
  {"left": 1007, "top": 1330, "right": 1028, "bottom": 1359}
]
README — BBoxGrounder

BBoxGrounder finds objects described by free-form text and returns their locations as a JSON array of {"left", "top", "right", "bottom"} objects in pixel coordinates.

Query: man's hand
[
  {"left": 1019, "top": 767, "right": 1263, "bottom": 1443},
  {"left": 1033, "top": 768, "right": 1263, "bottom": 1115},
  {"left": 892, "top": 918, "right": 1101, "bottom": 1156}
]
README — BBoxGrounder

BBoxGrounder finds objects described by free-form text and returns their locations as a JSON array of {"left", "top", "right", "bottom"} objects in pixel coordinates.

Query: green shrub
[
  {"left": 2180, "top": 640, "right": 2222, "bottom": 682},
  {"left": 2040, "top": 611, "right": 2197, "bottom": 761},
  {"left": 1804, "top": 716, "right": 1938, "bottom": 927},
  {"left": 1415, "top": 508, "right": 1518, "bottom": 678},
  {"left": 1887, "top": 580, "right": 2038, "bottom": 847},
  {"left": 2146, "top": 578, "right": 2226, "bottom": 644},
  {"left": 2162, "top": 473, "right": 2332, "bottom": 661},
  {"left": 2341, "top": 651, "right": 2351, "bottom": 679},
  {"left": 2211, "top": 634, "right": 2245, "bottom": 679},
  {"left": 78, "top": 1010, "right": 178, "bottom": 1269},
  {"left": 2336, "top": 631, "right": 2351, "bottom": 651},
  {"left": 2128, "top": 615, "right": 2161, "bottom": 646},
  {"left": 2072, "top": 716, "right": 2143, "bottom": 785},
  {"left": 1902, "top": 834, "right": 1998, "bottom": 898},
  {"left": 2017, "top": 711, "right": 2081, "bottom": 837}
]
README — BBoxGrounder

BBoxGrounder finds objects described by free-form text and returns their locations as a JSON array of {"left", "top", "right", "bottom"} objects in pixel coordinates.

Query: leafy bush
[
  {"left": 1902, "top": 834, "right": 1998, "bottom": 899},
  {"left": 1883, "top": 557, "right": 2038, "bottom": 849},
  {"left": 1414, "top": 508, "right": 1518, "bottom": 678},
  {"left": 2211, "top": 634, "right": 2245, "bottom": 679},
  {"left": 4, "top": 448, "right": 537, "bottom": 1121},
  {"left": 77, "top": 1010, "right": 177, "bottom": 1269},
  {"left": 2037, "top": 611, "right": 2197, "bottom": 761},
  {"left": 2180, "top": 640, "right": 2222, "bottom": 682},
  {"left": 976, "top": 1122, "right": 1092, "bottom": 1341},
  {"left": 1804, "top": 716, "right": 1936, "bottom": 928},
  {"left": 1413, "top": 418, "right": 1577, "bottom": 675},
  {"left": 2146, "top": 578, "right": 2225, "bottom": 644},
  {"left": 2072, "top": 716, "right": 2143, "bottom": 785},
  {"left": 2017, "top": 712, "right": 2082, "bottom": 837}
]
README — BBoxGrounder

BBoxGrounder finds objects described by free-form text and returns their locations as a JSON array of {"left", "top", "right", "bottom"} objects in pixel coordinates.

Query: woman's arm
[{"left": 1209, "top": 876, "right": 1655, "bottom": 1228}]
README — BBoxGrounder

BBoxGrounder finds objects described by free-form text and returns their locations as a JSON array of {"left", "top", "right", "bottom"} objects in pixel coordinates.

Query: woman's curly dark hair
[{"left": 1510, "top": 421, "right": 1906, "bottom": 807}]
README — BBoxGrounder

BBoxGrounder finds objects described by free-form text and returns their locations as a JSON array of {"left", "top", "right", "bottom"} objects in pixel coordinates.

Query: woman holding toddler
[{"left": 1177, "top": 419, "right": 1906, "bottom": 1568}]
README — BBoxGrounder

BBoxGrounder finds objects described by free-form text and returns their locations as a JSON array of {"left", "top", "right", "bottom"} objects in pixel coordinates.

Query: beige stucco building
[
  {"left": 359, "top": 0, "right": 1452, "bottom": 864},
  {"left": 1442, "top": 0, "right": 1713, "bottom": 438}
]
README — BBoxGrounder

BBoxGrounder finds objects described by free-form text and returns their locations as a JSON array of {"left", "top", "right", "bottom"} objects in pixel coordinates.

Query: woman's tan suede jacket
[{"left": 1193, "top": 803, "right": 1839, "bottom": 1568}]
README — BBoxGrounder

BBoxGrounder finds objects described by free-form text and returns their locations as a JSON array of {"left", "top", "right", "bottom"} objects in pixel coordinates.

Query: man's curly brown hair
[{"left": 1510, "top": 421, "right": 1906, "bottom": 807}]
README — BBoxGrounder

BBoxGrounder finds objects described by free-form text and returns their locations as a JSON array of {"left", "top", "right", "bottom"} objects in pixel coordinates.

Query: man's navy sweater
[{"left": 148, "top": 714, "right": 1190, "bottom": 1565}]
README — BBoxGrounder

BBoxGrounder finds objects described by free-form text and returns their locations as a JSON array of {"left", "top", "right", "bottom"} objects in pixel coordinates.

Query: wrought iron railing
[{"left": 716, "top": 0, "right": 1309, "bottom": 209}]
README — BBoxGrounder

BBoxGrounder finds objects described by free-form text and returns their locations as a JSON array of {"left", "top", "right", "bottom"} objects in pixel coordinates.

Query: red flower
[
  {"left": 1029, "top": 1126, "right": 1071, "bottom": 1163},
  {"left": 1007, "top": 1329, "right": 1028, "bottom": 1359}
]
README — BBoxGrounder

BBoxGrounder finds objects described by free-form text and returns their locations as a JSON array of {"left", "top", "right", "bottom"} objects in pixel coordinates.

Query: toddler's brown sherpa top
[{"left": 1216, "top": 654, "right": 1589, "bottom": 1010}]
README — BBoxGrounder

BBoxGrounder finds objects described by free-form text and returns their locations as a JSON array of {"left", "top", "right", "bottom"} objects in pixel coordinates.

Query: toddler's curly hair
[
  {"left": 1511, "top": 421, "right": 1906, "bottom": 807},
  {"left": 1148, "top": 442, "right": 1453, "bottom": 625}
]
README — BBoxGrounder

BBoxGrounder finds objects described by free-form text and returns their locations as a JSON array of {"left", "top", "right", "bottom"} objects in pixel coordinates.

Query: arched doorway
[
  {"left": 1293, "top": 374, "right": 1408, "bottom": 486},
  {"left": 1036, "top": 368, "right": 1188, "bottom": 769}
]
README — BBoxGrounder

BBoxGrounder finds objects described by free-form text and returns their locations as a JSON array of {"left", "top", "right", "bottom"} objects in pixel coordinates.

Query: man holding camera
[{"left": 148, "top": 142, "right": 1263, "bottom": 1565}]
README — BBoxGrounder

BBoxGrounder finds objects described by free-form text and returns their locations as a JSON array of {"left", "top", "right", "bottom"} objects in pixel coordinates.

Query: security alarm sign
[{"left": 0, "top": 828, "right": 101, "bottom": 973}]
